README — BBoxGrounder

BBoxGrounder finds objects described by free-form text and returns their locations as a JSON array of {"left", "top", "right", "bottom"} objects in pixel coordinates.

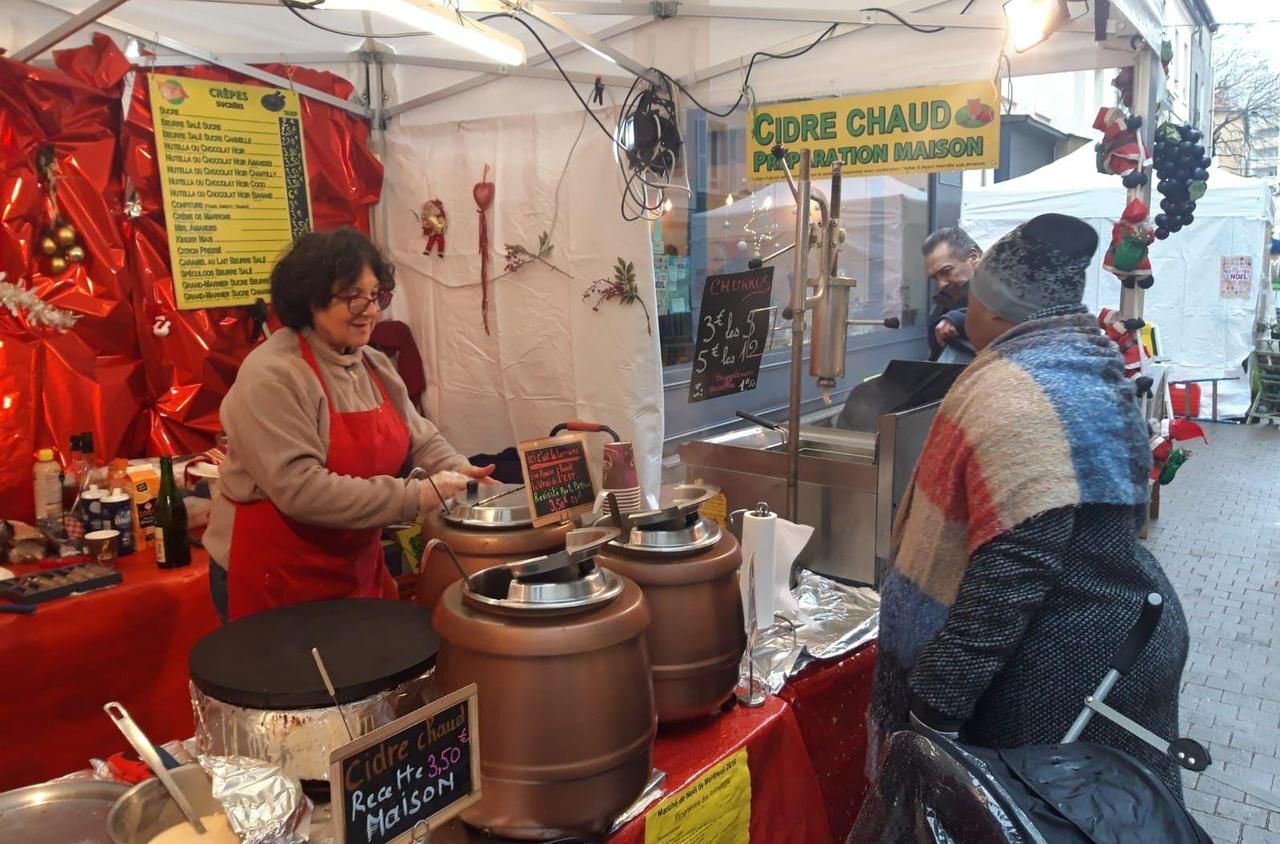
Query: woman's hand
[
  {"left": 457, "top": 463, "right": 500, "bottom": 486},
  {"left": 419, "top": 470, "right": 471, "bottom": 513}
]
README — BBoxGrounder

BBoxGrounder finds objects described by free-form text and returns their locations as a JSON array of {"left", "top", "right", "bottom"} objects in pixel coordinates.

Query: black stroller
[{"left": 851, "top": 594, "right": 1280, "bottom": 843}]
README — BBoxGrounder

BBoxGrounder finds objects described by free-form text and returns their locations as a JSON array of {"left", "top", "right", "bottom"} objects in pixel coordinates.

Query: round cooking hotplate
[{"left": 190, "top": 599, "right": 438, "bottom": 709}]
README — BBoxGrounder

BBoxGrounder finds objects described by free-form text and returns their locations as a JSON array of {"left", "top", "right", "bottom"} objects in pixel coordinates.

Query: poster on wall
[
  {"left": 745, "top": 80, "right": 1000, "bottom": 182},
  {"left": 1220, "top": 256, "right": 1253, "bottom": 299},
  {"left": 150, "top": 76, "right": 312, "bottom": 309}
]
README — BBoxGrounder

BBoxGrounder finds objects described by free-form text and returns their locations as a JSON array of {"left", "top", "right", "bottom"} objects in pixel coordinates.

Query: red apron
[{"left": 227, "top": 336, "right": 410, "bottom": 620}]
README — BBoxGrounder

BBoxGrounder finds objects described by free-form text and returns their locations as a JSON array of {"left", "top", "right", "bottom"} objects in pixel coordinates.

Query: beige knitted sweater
[{"left": 205, "top": 327, "right": 467, "bottom": 568}]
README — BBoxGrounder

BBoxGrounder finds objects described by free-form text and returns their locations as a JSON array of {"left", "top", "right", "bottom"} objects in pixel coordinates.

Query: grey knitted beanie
[{"left": 969, "top": 213, "right": 1099, "bottom": 323}]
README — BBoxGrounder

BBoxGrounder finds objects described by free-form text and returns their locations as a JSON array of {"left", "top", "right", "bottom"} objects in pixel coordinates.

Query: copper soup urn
[
  {"left": 431, "top": 527, "right": 656, "bottom": 841},
  {"left": 594, "top": 483, "right": 746, "bottom": 723},
  {"left": 417, "top": 482, "right": 574, "bottom": 612}
]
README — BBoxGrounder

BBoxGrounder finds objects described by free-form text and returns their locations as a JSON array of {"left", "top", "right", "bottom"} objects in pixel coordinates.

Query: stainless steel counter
[{"left": 679, "top": 400, "right": 940, "bottom": 588}]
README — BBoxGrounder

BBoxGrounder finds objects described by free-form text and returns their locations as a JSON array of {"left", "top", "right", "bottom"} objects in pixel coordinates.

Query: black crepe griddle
[
  {"left": 836, "top": 359, "right": 966, "bottom": 433},
  {"left": 189, "top": 599, "right": 438, "bottom": 709}
]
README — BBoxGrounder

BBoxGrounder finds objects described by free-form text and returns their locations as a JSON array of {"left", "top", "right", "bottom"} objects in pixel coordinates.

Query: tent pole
[
  {"left": 1122, "top": 43, "right": 1163, "bottom": 323},
  {"left": 10, "top": 0, "right": 130, "bottom": 62}
]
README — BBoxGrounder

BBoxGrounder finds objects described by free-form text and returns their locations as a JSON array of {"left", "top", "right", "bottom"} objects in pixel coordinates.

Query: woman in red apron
[{"left": 205, "top": 228, "right": 493, "bottom": 621}]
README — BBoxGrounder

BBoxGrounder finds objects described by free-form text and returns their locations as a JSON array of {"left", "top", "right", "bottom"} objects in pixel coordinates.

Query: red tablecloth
[
  {"left": 780, "top": 643, "right": 878, "bottom": 843},
  {"left": 0, "top": 547, "right": 218, "bottom": 791},
  {"left": 434, "top": 695, "right": 833, "bottom": 844}
]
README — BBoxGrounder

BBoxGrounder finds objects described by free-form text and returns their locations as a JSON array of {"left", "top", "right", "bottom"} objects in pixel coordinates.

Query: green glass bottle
[{"left": 154, "top": 457, "right": 190, "bottom": 569}]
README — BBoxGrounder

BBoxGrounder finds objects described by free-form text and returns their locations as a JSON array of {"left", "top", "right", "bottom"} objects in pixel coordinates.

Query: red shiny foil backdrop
[
  {"left": 123, "top": 60, "right": 383, "bottom": 455},
  {"left": 0, "top": 37, "right": 382, "bottom": 520},
  {"left": 0, "top": 35, "right": 145, "bottom": 522}
]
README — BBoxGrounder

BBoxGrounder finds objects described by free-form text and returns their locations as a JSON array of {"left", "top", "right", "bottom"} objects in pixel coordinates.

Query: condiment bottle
[
  {"left": 107, "top": 458, "right": 130, "bottom": 496},
  {"left": 155, "top": 456, "right": 190, "bottom": 569},
  {"left": 33, "top": 448, "right": 63, "bottom": 535}
]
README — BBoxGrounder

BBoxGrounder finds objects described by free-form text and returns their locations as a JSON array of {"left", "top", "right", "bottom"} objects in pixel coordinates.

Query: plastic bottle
[
  {"left": 33, "top": 448, "right": 63, "bottom": 534},
  {"left": 107, "top": 458, "right": 131, "bottom": 496},
  {"left": 61, "top": 434, "right": 84, "bottom": 512}
]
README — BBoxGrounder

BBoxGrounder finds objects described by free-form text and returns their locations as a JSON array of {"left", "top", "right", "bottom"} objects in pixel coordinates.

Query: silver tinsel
[{"left": 0, "top": 275, "right": 78, "bottom": 331}]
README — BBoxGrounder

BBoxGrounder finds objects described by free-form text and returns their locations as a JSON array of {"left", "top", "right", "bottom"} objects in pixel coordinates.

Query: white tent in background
[{"left": 962, "top": 143, "right": 1274, "bottom": 417}]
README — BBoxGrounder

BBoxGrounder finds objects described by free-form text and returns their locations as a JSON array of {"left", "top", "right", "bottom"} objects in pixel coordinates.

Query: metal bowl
[{"left": 107, "top": 765, "right": 225, "bottom": 844}]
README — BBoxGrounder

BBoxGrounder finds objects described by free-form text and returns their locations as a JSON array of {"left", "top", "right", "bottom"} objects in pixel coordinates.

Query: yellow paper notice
[
  {"left": 700, "top": 491, "right": 728, "bottom": 532},
  {"left": 149, "top": 75, "right": 313, "bottom": 310},
  {"left": 745, "top": 80, "right": 1000, "bottom": 182},
  {"left": 645, "top": 748, "right": 750, "bottom": 844}
]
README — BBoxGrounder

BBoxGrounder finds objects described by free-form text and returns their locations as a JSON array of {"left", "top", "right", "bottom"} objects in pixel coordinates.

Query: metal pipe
[
  {"left": 810, "top": 162, "right": 847, "bottom": 388},
  {"left": 785, "top": 149, "right": 813, "bottom": 522},
  {"left": 11, "top": 0, "right": 130, "bottom": 62},
  {"left": 1121, "top": 43, "right": 1162, "bottom": 323}
]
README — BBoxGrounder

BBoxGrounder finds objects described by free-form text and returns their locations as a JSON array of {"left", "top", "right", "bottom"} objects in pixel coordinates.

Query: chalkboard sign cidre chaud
[
  {"left": 517, "top": 434, "right": 597, "bottom": 527},
  {"left": 689, "top": 267, "right": 775, "bottom": 403},
  {"left": 329, "top": 684, "right": 480, "bottom": 844}
]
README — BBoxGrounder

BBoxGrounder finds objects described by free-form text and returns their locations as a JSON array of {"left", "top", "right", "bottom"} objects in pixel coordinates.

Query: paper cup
[
  {"left": 602, "top": 442, "right": 639, "bottom": 490},
  {"left": 85, "top": 529, "right": 121, "bottom": 568}
]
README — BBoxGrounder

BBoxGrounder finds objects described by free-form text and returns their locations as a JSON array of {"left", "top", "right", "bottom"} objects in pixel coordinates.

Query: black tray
[{"left": 0, "top": 563, "right": 123, "bottom": 605}]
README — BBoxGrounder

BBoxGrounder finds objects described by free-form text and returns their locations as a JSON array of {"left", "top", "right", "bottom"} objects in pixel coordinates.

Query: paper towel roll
[{"left": 741, "top": 510, "right": 777, "bottom": 632}]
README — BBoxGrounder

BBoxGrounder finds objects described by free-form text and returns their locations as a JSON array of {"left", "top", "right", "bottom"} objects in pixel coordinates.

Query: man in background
[{"left": 922, "top": 227, "right": 981, "bottom": 363}]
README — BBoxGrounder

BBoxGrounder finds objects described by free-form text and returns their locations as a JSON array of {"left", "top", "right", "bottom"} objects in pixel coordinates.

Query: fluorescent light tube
[{"left": 322, "top": 0, "right": 527, "bottom": 66}]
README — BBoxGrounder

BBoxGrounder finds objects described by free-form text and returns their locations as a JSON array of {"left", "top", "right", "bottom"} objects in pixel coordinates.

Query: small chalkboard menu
[
  {"left": 329, "top": 684, "right": 480, "bottom": 844},
  {"left": 517, "top": 433, "right": 597, "bottom": 528},
  {"left": 688, "top": 267, "right": 775, "bottom": 403}
]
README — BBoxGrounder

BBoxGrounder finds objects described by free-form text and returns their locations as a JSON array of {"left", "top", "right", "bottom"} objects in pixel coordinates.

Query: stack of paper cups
[{"left": 740, "top": 509, "right": 777, "bottom": 632}]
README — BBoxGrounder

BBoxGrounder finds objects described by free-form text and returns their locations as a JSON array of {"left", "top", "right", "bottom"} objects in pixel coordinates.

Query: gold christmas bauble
[
  {"left": 49, "top": 256, "right": 67, "bottom": 274},
  {"left": 54, "top": 225, "right": 76, "bottom": 248},
  {"left": 66, "top": 245, "right": 85, "bottom": 263},
  {"left": 40, "top": 236, "right": 58, "bottom": 256}
]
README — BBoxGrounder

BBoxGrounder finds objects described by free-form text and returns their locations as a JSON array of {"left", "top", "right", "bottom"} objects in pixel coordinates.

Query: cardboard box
[{"left": 126, "top": 465, "right": 160, "bottom": 551}]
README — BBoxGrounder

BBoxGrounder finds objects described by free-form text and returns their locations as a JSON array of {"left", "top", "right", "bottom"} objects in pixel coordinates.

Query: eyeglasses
[{"left": 336, "top": 288, "right": 393, "bottom": 316}]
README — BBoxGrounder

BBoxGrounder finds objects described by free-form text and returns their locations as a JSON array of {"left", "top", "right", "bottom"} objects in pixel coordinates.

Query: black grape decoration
[{"left": 1151, "top": 122, "right": 1209, "bottom": 240}]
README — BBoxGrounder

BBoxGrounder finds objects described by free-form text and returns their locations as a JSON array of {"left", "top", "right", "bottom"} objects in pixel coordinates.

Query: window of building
[{"left": 655, "top": 108, "right": 931, "bottom": 375}]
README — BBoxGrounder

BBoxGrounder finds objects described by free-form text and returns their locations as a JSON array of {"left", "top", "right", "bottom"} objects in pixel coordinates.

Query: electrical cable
[
  {"left": 659, "top": 23, "right": 839, "bottom": 118},
  {"left": 479, "top": 13, "right": 629, "bottom": 156},
  {"left": 859, "top": 7, "right": 947, "bottom": 34}
]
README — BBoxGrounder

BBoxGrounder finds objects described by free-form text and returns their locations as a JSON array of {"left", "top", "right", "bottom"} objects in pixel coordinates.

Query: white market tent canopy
[
  {"left": 5, "top": 0, "right": 1167, "bottom": 125},
  {"left": 962, "top": 143, "right": 1275, "bottom": 417},
  {"left": 2, "top": 0, "right": 1171, "bottom": 489}
]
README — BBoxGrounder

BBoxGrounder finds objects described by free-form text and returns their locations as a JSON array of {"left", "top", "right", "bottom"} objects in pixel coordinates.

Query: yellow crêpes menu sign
[
  {"left": 150, "top": 76, "right": 312, "bottom": 309},
  {"left": 746, "top": 80, "right": 1000, "bottom": 182}
]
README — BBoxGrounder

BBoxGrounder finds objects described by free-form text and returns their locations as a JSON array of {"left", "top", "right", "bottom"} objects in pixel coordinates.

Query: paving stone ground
[{"left": 1142, "top": 422, "right": 1280, "bottom": 843}]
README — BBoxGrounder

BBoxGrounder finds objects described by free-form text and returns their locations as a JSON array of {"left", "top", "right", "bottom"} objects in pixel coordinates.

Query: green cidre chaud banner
[{"left": 746, "top": 80, "right": 1001, "bottom": 181}]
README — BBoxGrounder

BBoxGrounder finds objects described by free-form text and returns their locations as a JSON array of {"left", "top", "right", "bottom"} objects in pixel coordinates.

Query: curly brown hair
[{"left": 270, "top": 227, "right": 396, "bottom": 330}]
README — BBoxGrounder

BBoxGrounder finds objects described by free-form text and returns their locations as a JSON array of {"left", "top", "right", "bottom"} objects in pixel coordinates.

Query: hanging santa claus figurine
[
  {"left": 1149, "top": 418, "right": 1206, "bottom": 485},
  {"left": 417, "top": 199, "right": 448, "bottom": 257},
  {"left": 1093, "top": 106, "right": 1146, "bottom": 177},
  {"left": 1102, "top": 198, "right": 1156, "bottom": 289},
  {"left": 1098, "top": 307, "right": 1148, "bottom": 379}
]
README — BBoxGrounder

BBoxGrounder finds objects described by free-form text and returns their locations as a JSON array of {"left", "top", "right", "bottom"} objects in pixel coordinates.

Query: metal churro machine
[{"left": 680, "top": 148, "right": 963, "bottom": 587}]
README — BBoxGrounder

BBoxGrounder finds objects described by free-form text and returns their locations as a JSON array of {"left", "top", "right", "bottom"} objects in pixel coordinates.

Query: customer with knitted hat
[{"left": 867, "top": 213, "right": 1190, "bottom": 797}]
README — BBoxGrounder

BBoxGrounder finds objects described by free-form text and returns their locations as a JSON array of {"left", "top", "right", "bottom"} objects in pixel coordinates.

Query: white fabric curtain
[{"left": 381, "top": 108, "right": 664, "bottom": 496}]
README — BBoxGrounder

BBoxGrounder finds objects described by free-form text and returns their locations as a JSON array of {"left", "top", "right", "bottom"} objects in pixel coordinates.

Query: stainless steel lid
[
  {"left": 441, "top": 483, "right": 532, "bottom": 530},
  {"left": 464, "top": 527, "right": 622, "bottom": 613},
  {"left": 0, "top": 779, "right": 129, "bottom": 844},
  {"left": 603, "top": 483, "right": 723, "bottom": 555}
]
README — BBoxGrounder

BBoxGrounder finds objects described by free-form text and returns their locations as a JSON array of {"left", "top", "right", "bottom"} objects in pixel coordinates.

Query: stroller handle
[{"left": 1111, "top": 592, "right": 1163, "bottom": 675}]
